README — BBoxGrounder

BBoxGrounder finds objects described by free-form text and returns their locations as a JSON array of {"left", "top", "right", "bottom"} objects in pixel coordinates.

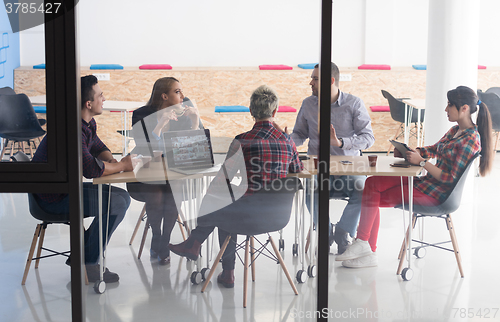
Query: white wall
[{"left": 18, "top": 0, "right": 500, "bottom": 67}]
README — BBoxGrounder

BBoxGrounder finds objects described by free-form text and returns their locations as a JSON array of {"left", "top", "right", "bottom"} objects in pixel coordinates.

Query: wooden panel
[{"left": 15, "top": 67, "right": 500, "bottom": 153}]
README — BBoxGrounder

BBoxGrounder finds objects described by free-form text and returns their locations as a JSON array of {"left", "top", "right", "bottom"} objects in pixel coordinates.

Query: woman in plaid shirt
[{"left": 337, "top": 86, "right": 493, "bottom": 268}]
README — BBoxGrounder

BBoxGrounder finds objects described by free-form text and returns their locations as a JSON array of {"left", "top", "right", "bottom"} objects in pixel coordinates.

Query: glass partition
[
  {"left": 1, "top": 2, "right": 82, "bottom": 322},
  {"left": 74, "top": 0, "right": 321, "bottom": 321}
]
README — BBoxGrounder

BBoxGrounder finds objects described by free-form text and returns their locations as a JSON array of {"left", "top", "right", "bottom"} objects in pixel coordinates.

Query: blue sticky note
[
  {"left": 215, "top": 105, "right": 249, "bottom": 113},
  {"left": 33, "top": 106, "right": 47, "bottom": 113},
  {"left": 412, "top": 65, "right": 426, "bottom": 70},
  {"left": 298, "top": 63, "right": 318, "bottom": 69},
  {"left": 90, "top": 64, "right": 124, "bottom": 70}
]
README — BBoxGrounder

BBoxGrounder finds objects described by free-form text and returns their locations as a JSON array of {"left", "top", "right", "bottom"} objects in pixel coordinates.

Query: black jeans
[
  {"left": 127, "top": 182, "right": 178, "bottom": 259},
  {"left": 37, "top": 183, "right": 130, "bottom": 264}
]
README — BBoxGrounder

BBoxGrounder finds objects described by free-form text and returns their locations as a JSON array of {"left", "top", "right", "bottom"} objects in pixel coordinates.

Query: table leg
[
  {"left": 98, "top": 184, "right": 104, "bottom": 282},
  {"left": 404, "top": 103, "right": 409, "bottom": 145},
  {"left": 417, "top": 109, "right": 422, "bottom": 146},
  {"left": 122, "top": 111, "right": 127, "bottom": 156},
  {"left": 408, "top": 176, "right": 413, "bottom": 269},
  {"left": 308, "top": 177, "right": 314, "bottom": 265}
]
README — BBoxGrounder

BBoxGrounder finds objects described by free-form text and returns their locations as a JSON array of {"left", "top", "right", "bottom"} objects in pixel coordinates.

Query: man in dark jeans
[{"left": 32, "top": 75, "right": 133, "bottom": 283}]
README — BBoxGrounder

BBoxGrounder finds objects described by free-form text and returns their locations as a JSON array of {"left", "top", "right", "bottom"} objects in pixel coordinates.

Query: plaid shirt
[
  {"left": 416, "top": 125, "right": 480, "bottom": 202},
  {"left": 32, "top": 118, "right": 110, "bottom": 203},
  {"left": 222, "top": 121, "right": 304, "bottom": 195}
]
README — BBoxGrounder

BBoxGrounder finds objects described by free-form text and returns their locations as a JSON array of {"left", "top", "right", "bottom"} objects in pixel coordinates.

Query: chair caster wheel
[
  {"left": 414, "top": 247, "right": 426, "bottom": 258},
  {"left": 279, "top": 239, "right": 285, "bottom": 251},
  {"left": 401, "top": 267, "right": 414, "bottom": 281},
  {"left": 307, "top": 265, "right": 317, "bottom": 278},
  {"left": 93, "top": 280, "right": 106, "bottom": 294},
  {"left": 296, "top": 270, "right": 307, "bottom": 283},
  {"left": 292, "top": 243, "right": 298, "bottom": 256},
  {"left": 191, "top": 271, "right": 203, "bottom": 285},
  {"left": 200, "top": 268, "right": 210, "bottom": 281}
]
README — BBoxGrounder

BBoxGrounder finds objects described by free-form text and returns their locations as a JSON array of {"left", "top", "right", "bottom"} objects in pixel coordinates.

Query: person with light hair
[{"left": 169, "top": 85, "right": 303, "bottom": 288}]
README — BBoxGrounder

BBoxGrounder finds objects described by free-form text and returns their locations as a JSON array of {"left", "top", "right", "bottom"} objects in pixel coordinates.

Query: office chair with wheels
[
  {"left": 0, "top": 93, "right": 46, "bottom": 159},
  {"left": 23, "top": 193, "right": 89, "bottom": 285},
  {"left": 199, "top": 176, "right": 302, "bottom": 307},
  {"left": 381, "top": 90, "right": 425, "bottom": 154},
  {"left": 477, "top": 90, "right": 500, "bottom": 151},
  {"left": 395, "top": 153, "right": 479, "bottom": 278}
]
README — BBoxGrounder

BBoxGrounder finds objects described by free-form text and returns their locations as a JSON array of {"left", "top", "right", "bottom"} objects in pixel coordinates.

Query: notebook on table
[{"left": 163, "top": 129, "right": 220, "bottom": 175}]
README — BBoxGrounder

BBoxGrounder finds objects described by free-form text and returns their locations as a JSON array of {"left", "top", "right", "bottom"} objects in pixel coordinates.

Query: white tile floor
[{"left": 1, "top": 154, "right": 500, "bottom": 322}]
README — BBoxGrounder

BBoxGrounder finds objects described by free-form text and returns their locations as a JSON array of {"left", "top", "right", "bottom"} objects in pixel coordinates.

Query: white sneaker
[
  {"left": 335, "top": 239, "right": 372, "bottom": 261},
  {"left": 342, "top": 253, "right": 378, "bottom": 268}
]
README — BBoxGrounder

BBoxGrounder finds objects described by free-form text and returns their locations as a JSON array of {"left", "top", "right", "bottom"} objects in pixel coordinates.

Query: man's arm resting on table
[{"left": 101, "top": 155, "right": 133, "bottom": 176}]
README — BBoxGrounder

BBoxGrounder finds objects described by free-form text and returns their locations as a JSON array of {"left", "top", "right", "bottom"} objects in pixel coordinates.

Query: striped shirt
[
  {"left": 32, "top": 118, "right": 110, "bottom": 202},
  {"left": 416, "top": 125, "right": 480, "bottom": 202}
]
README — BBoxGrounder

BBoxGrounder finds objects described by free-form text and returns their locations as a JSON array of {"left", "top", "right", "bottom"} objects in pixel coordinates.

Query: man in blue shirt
[{"left": 290, "top": 63, "right": 374, "bottom": 254}]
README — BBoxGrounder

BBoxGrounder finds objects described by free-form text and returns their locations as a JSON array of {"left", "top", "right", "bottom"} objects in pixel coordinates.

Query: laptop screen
[{"left": 163, "top": 129, "right": 214, "bottom": 170}]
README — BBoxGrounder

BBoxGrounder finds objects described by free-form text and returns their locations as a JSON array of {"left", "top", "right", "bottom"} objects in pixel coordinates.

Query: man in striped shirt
[{"left": 32, "top": 75, "right": 133, "bottom": 283}]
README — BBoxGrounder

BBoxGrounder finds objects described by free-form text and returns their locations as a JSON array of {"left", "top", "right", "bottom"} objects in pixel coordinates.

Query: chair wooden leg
[
  {"left": 269, "top": 235, "right": 298, "bottom": 295},
  {"left": 22, "top": 224, "right": 42, "bottom": 285},
  {"left": 0, "top": 139, "right": 6, "bottom": 160},
  {"left": 178, "top": 209, "right": 190, "bottom": 235},
  {"left": 34, "top": 224, "right": 47, "bottom": 269},
  {"left": 397, "top": 213, "right": 417, "bottom": 275},
  {"left": 446, "top": 215, "right": 465, "bottom": 278},
  {"left": 398, "top": 213, "right": 417, "bottom": 260},
  {"left": 28, "top": 140, "right": 34, "bottom": 157},
  {"left": 10, "top": 141, "right": 16, "bottom": 157},
  {"left": 84, "top": 266, "right": 89, "bottom": 285},
  {"left": 243, "top": 236, "right": 250, "bottom": 308},
  {"left": 137, "top": 218, "right": 150, "bottom": 259},
  {"left": 177, "top": 214, "right": 187, "bottom": 241},
  {"left": 250, "top": 236, "right": 256, "bottom": 282},
  {"left": 201, "top": 235, "right": 231, "bottom": 293},
  {"left": 129, "top": 205, "right": 146, "bottom": 245}
]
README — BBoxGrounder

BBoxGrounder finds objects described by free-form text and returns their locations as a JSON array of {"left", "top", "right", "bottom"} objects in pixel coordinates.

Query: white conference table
[
  {"left": 301, "top": 155, "right": 424, "bottom": 281},
  {"left": 402, "top": 99, "right": 425, "bottom": 147},
  {"left": 92, "top": 154, "right": 423, "bottom": 292},
  {"left": 29, "top": 95, "right": 145, "bottom": 155},
  {"left": 92, "top": 158, "right": 216, "bottom": 293}
]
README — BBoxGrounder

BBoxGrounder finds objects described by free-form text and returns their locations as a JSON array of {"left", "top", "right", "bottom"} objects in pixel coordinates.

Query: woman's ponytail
[{"left": 477, "top": 102, "right": 493, "bottom": 176}]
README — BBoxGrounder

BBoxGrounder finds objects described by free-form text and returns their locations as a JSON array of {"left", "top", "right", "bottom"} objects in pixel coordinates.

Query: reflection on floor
[{"left": 1, "top": 155, "right": 500, "bottom": 322}]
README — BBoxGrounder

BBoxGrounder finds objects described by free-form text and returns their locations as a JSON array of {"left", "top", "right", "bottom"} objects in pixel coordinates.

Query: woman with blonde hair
[{"left": 127, "top": 77, "right": 202, "bottom": 265}]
